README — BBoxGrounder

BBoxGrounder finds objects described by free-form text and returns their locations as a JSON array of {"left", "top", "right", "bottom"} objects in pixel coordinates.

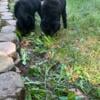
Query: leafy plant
[
  {"left": 20, "top": 48, "right": 30, "bottom": 65},
  {"left": 9, "top": 0, "right": 100, "bottom": 99}
]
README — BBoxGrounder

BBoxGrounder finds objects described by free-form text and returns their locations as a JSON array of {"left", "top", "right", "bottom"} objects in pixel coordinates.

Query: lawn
[{"left": 9, "top": 0, "right": 100, "bottom": 99}]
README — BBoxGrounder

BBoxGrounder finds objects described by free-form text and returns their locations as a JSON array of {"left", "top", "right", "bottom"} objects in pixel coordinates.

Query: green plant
[
  {"left": 20, "top": 48, "right": 30, "bottom": 65},
  {"left": 9, "top": 0, "right": 100, "bottom": 99}
]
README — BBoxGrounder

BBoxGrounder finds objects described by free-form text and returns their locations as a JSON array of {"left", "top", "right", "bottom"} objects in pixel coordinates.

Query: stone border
[{"left": 0, "top": 0, "right": 24, "bottom": 99}]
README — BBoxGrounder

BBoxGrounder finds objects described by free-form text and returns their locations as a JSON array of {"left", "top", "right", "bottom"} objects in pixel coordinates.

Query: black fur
[
  {"left": 14, "top": 0, "right": 41, "bottom": 36},
  {"left": 41, "top": 0, "right": 67, "bottom": 36}
]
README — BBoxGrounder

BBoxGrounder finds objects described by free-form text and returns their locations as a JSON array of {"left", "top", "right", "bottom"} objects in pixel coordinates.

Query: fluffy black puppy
[
  {"left": 41, "top": 0, "right": 67, "bottom": 36},
  {"left": 14, "top": 0, "right": 41, "bottom": 36}
]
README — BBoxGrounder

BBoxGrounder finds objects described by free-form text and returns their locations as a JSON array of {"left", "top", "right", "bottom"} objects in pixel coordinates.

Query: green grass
[
  {"left": 9, "top": 0, "right": 100, "bottom": 99},
  {"left": 23, "top": 0, "right": 100, "bottom": 99}
]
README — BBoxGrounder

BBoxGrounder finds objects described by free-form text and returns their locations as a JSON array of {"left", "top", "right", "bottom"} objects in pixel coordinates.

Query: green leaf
[
  {"left": 28, "top": 66, "right": 41, "bottom": 76},
  {"left": 16, "top": 30, "right": 22, "bottom": 40},
  {"left": 68, "top": 91, "right": 76, "bottom": 100},
  {"left": 25, "top": 90, "right": 32, "bottom": 100},
  {"left": 21, "top": 48, "right": 29, "bottom": 65},
  {"left": 59, "top": 96, "right": 68, "bottom": 100}
]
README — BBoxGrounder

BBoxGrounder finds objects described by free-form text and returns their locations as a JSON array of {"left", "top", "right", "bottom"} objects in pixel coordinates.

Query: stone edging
[{"left": 0, "top": 0, "right": 24, "bottom": 99}]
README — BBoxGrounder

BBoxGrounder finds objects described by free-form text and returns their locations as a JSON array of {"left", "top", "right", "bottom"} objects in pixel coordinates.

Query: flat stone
[
  {"left": 1, "top": 26, "right": 16, "bottom": 33},
  {"left": 0, "top": 55, "right": 14, "bottom": 73},
  {"left": 0, "top": 32, "right": 18, "bottom": 43},
  {"left": 14, "top": 53, "right": 20, "bottom": 65},
  {"left": 1, "top": 12, "right": 13, "bottom": 16},
  {"left": 0, "top": 6, "right": 8, "bottom": 12},
  {"left": 0, "top": 71, "right": 24, "bottom": 100},
  {"left": 1, "top": 12, "right": 13, "bottom": 20},
  {"left": 0, "top": 0, "right": 8, "bottom": 1},
  {"left": 0, "top": 42, "right": 16, "bottom": 57},
  {"left": 0, "top": 2, "right": 8, "bottom": 6},
  {"left": 5, "top": 98, "right": 16, "bottom": 100},
  {"left": 0, "top": 20, "right": 8, "bottom": 27},
  {"left": 0, "top": 5, "right": 7, "bottom": 8},
  {"left": 0, "top": 23, "right": 1, "bottom": 27},
  {"left": 1, "top": 15, "right": 13, "bottom": 20},
  {"left": 6, "top": 20, "right": 16, "bottom": 26}
]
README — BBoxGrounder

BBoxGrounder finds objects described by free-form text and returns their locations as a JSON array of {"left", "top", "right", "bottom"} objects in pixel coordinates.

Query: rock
[
  {"left": 0, "top": 71, "right": 24, "bottom": 100},
  {"left": 0, "top": 32, "right": 18, "bottom": 43},
  {"left": 14, "top": 53, "right": 20, "bottom": 65},
  {"left": 1, "top": 15, "right": 13, "bottom": 20},
  {"left": 6, "top": 20, "right": 16, "bottom": 26},
  {"left": 1, "top": 12, "right": 13, "bottom": 16},
  {"left": 0, "top": 6, "right": 8, "bottom": 12},
  {"left": 1, "top": 26, "right": 16, "bottom": 33},
  {"left": 0, "top": 20, "right": 8, "bottom": 27},
  {"left": 0, "top": 22, "right": 1, "bottom": 26},
  {"left": 0, "top": 1, "right": 8, "bottom": 6},
  {"left": 0, "top": 42, "right": 16, "bottom": 58},
  {"left": 1, "top": 12, "right": 13, "bottom": 20},
  {"left": 5, "top": 98, "right": 16, "bottom": 100},
  {"left": 0, "top": 0, "right": 8, "bottom": 2},
  {"left": 0, "top": 55, "right": 14, "bottom": 73}
]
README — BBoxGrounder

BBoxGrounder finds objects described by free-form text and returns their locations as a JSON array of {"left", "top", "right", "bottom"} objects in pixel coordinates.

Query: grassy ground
[{"left": 9, "top": 0, "right": 100, "bottom": 99}]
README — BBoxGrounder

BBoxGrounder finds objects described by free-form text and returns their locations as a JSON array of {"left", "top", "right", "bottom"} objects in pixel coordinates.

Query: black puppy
[
  {"left": 41, "top": 0, "right": 67, "bottom": 36},
  {"left": 14, "top": 0, "right": 41, "bottom": 36}
]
